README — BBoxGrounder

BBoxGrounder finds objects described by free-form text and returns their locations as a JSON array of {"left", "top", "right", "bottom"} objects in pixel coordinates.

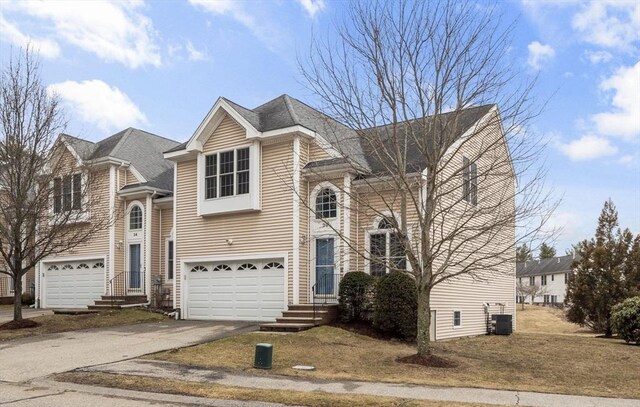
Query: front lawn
[
  {"left": 0, "top": 308, "right": 167, "bottom": 341},
  {"left": 149, "top": 325, "right": 640, "bottom": 399}
]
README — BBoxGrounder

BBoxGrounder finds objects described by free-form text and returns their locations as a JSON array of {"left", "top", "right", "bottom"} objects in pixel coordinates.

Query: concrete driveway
[
  {"left": 0, "top": 319, "right": 256, "bottom": 382},
  {"left": 0, "top": 306, "right": 53, "bottom": 324}
]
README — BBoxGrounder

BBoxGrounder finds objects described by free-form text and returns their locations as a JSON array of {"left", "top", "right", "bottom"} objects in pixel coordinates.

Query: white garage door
[
  {"left": 44, "top": 260, "right": 105, "bottom": 308},
  {"left": 186, "top": 259, "right": 285, "bottom": 321}
]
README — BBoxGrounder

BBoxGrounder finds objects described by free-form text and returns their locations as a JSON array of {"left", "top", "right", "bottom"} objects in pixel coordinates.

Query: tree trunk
[
  {"left": 13, "top": 276, "right": 23, "bottom": 321},
  {"left": 416, "top": 285, "right": 431, "bottom": 357}
]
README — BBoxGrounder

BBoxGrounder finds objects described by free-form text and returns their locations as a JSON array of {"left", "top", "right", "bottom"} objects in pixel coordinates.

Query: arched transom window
[
  {"left": 369, "top": 216, "right": 406, "bottom": 277},
  {"left": 129, "top": 205, "right": 143, "bottom": 230},
  {"left": 315, "top": 188, "right": 337, "bottom": 219}
]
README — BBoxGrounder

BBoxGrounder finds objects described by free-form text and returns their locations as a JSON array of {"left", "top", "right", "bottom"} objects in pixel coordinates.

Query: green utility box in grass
[{"left": 254, "top": 343, "right": 273, "bottom": 369}]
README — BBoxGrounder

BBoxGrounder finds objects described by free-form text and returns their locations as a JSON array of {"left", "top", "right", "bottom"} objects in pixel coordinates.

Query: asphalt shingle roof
[
  {"left": 170, "top": 94, "right": 493, "bottom": 175},
  {"left": 63, "top": 128, "right": 180, "bottom": 192},
  {"left": 516, "top": 255, "right": 577, "bottom": 278}
]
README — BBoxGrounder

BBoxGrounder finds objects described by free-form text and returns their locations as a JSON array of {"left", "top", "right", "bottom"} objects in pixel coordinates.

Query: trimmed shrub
[
  {"left": 373, "top": 271, "right": 417, "bottom": 340},
  {"left": 611, "top": 296, "right": 640, "bottom": 345},
  {"left": 21, "top": 292, "right": 35, "bottom": 306},
  {"left": 338, "top": 272, "right": 376, "bottom": 322}
]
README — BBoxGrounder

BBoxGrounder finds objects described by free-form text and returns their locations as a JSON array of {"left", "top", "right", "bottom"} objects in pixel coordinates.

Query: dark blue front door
[
  {"left": 129, "top": 244, "right": 141, "bottom": 289},
  {"left": 315, "top": 238, "right": 334, "bottom": 295}
]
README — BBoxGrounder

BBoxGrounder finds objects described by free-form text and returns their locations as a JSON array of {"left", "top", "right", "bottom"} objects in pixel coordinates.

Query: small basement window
[{"left": 453, "top": 311, "right": 461, "bottom": 328}]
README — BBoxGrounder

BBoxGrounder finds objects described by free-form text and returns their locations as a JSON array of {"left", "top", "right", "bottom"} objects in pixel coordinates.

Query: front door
[
  {"left": 129, "top": 244, "right": 141, "bottom": 290},
  {"left": 315, "top": 238, "right": 335, "bottom": 295}
]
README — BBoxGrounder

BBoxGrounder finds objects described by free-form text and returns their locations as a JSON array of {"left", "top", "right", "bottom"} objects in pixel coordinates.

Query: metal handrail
[
  {"left": 312, "top": 273, "right": 341, "bottom": 325},
  {"left": 108, "top": 269, "right": 145, "bottom": 307}
]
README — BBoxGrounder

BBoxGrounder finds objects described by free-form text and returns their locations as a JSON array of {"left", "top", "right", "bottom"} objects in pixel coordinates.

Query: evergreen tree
[
  {"left": 565, "top": 200, "right": 635, "bottom": 336},
  {"left": 539, "top": 242, "right": 556, "bottom": 259},
  {"left": 516, "top": 244, "right": 533, "bottom": 262}
]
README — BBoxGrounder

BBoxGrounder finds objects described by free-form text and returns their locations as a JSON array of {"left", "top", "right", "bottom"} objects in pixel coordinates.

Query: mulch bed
[
  {"left": 0, "top": 319, "right": 41, "bottom": 330},
  {"left": 396, "top": 353, "right": 458, "bottom": 368},
  {"left": 331, "top": 321, "right": 412, "bottom": 342}
]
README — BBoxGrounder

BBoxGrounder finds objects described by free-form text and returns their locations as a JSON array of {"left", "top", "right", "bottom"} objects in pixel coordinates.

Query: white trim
[
  {"left": 39, "top": 254, "right": 107, "bottom": 308},
  {"left": 197, "top": 144, "right": 260, "bottom": 216},
  {"left": 173, "top": 162, "right": 178, "bottom": 310},
  {"left": 258, "top": 125, "right": 315, "bottom": 140},
  {"left": 342, "top": 174, "right": 351, "bottom": 274},
  {"left": 180, "top": 251, "right": 289, "bottom": 319},
  {"left": 108, "top": 165, "right": 116, "bottom": 283},
  {"left": 165, "top": 237, "right": 174, "bottom": 282},
  {"left": 145, "top": 194, "right": 152, "bottom": 299},
  {"left": 310, "top": 235, "right": 340, "bottom": 298},
  {"left": 185, "top": 98, "right": 260, "bottom": 152},
  {"left": 292, "top": 136, "right": 301, "bottom": 305},
  {"left": 363, "top": 212, "right": 412, "bottom": 275},
  {"left": 128, "top": 164, "right": 147, "bottom": 183},
  {"left": 125, "top": 200, "right": 145, "bottom": 293},
  {"left": 453, "top": 309, "right": 462, "bottom": 329}
]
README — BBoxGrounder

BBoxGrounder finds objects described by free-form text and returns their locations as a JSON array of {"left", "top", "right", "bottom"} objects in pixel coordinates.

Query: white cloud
[
  {"left": 186, "top": 41, "right": 206, "bottom": 61},
  {"left": 295, "top": 0, "right": 326, "bottom": 18},
  {"left": 591, "top": 61, "right": 640, "bottom": 140},
  {"left": 583, "top": 50, "right": 613, "bottom": 64},
  {"left": 527, "top": 41, "right": 555, "bottom": 70},
  {"left": 9, "top": 0, "right": 161, "bottom": 69},
  {"left": 572, "top": 0, "right": 640, "bottom": 51},
  {"left": 618, "top": 152, "right": 639, "bottom": 167},
  {"left": 557, "top": 134, "right": 618, "bottom": 161},
  {"left": 189, "top": 0, "right": 287, "bottom": 54},
  {"left": 48, "top": 80, "right": 148, "bottom": 133},
  {"left": 0, "top": 13, "right": 60, "bottom": 58}
]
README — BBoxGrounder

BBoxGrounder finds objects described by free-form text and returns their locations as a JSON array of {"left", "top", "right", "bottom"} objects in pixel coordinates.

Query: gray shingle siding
[{"left": 516, "top": 254, "right": 578, "bottom": 278}]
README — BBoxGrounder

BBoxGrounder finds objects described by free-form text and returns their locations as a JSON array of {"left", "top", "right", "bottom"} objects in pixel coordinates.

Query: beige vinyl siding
[
  {"left": 430, "top": 110, "right": 515, "bottom": 339},
  {"left": 174, "top": 114, "right": 295, "bottom": 308},
  {"left": 308, "top": 140, "right": 333, "bottom": 162},
  {"left": 347, "top": 111, "right": 515, "bottom": 341}
]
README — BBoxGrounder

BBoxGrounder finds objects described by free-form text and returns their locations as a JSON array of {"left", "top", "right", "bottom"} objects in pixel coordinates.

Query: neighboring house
[
  {"left": 34, "top": 128, "right": 179, "bottom": 309},
  {"left": 516, "top": 254, "right": 576, "bottom": 305},
  {"left": 162, "top": 94, "right": 515, "bottom": 340},
  {"left": 34, "top": 94, "right": 515, "bottom": 341}
]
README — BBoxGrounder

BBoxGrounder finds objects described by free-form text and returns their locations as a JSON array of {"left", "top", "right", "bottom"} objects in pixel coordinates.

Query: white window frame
[
  {"left": 453, "top": 310, "right": 462, "bottom": 329},
  {"left": 364, "top": 214, "right": 410, "bottom": 276},
  {"left": 129, "top": 205, "right": 143, "bottom": 231},
  {"left": 196, "top": 142, "right": 260, "bottom": 216},
  {"left": 165, "top": 237, "right": 174, "bottom": 281},
  {"left": 50, "top": 172, "right": 89, "bottom": 222}
]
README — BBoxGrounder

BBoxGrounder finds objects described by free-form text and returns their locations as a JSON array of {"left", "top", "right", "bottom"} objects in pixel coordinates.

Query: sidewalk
[{"left": 79, "top": 359, "right": 640, "bottom": 407}]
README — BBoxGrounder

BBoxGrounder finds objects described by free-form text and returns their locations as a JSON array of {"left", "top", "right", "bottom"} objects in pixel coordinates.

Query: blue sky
[{"left": 0, "top": 0, "right": 638, "bottom": 255}]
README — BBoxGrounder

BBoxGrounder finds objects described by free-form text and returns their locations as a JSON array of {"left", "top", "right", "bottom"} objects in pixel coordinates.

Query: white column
[
  {"left": 145, "top": 193, "right": 152, "bottom": 300},
  {"left": 292, "top": 136, "right": 301, "bottom": 305},
  {"left": 343, "top": 173, "right": 351, "bottom": 274}
]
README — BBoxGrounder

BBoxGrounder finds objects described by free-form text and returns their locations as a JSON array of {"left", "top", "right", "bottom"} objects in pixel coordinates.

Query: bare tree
[
  {"left": 516, "top": 281, "right": 549, "bottom": 309},
  {"left": 0, "top": 48, "right": 114, "bottom": 322},
  {"left": 298, "top": 0, "right": 556, "bottom": 358}
]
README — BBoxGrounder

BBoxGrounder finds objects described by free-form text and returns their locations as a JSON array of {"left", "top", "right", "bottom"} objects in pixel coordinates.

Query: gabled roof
[
  {"left": 168, "top": 94, "right": 495, "bottom": 175},
  {"left": 62, "top": 128, "right": 180, "bottom": 191},
  {"left": 516, "top": 255, "right": 578, "bottom": 278}
]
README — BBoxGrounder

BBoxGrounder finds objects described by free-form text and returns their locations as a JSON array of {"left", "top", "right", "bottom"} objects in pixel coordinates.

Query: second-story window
[
  {"left": 529, "top": 276, "right": 535, "bottom": 285},
  {"left": 315, "top": 188, "right": 337, "bottom": 219},
  {"left": 129, "top": 205, "right": 143, "bottom": 230},
  {"left": 53, "top": 173, "right": 82, "bottom": 213},
  {"left": 370, "top": 217, "right": 406, "bottom": 277},
  {"left": 462, "top": 156, "right": 477, "bottom": 205},
  {"left": 541, "top": 275, "right": 547, "bottom": 285},
  {"left": 204, "top": 147, "right": 250, "bottom": 199}
]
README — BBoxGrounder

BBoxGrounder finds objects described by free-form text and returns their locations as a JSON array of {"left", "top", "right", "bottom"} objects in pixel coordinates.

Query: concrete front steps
[
  {"left": 260, "top": 304, "right": 338, "bottom": 332},
  {"left": 88, "top": 295, "right": 148, "bottom": 310}
]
